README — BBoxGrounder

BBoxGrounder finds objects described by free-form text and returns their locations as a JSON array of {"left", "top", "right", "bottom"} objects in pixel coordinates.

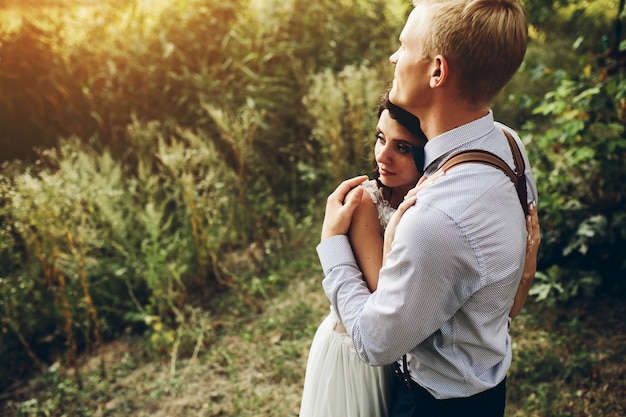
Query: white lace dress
[{"left": 299, "top": 180, "right": 396, "bottom": 417}]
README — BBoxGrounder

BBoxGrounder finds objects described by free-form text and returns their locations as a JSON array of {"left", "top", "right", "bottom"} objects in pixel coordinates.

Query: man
[{"left": 317, "top": 1, "right": 538, "bottom": 416}]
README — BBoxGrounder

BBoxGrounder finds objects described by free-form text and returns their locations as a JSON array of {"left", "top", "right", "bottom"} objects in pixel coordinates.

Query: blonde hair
[{"left": 412, "top": 0, "right": 527, "bottom": 107}]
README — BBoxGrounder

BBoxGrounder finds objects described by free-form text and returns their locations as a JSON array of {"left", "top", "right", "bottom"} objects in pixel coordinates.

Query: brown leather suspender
[
  {"left": 439, "top": 129, "right": 529, "bottom": 216},
  {"left": 395, "top": 130, "right": 530, "bottom": 384}
]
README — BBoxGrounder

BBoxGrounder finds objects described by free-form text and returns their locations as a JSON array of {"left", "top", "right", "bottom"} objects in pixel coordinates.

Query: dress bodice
[{"left": 361, "top": 179, "right": 396, "bottom": 231}]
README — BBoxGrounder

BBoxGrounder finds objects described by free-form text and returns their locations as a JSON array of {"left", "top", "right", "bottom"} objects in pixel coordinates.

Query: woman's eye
[
  {"left": 397, "top": 144, "right": 410, "bottom": 154},
  {"left": 376, "top": 133, "right": 385, "bottom": 143}
]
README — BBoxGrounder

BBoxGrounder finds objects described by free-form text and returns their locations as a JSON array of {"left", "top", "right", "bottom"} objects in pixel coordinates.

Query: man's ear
[{"left": 429, "top": 55, "right": 448, "bottom": 88}]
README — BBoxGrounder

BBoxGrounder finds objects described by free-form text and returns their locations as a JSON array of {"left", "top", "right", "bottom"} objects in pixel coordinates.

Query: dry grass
[{"left": 94, "top": 268, "right": 328, "bottom": 417}]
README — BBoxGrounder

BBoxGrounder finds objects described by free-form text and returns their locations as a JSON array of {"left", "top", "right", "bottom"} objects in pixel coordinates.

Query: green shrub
[
  {"left": 303, "top": 64, "right": 389, "bottom": 184},
  {"left": 1, "top": 0, "right": 624, "bottom": 404},
  {"left": 523, "top": 60, "right": 626, "bottom": 300},
  {"left": 0, "top": 0, "right": 408, "bottom": 390},
  {"left": 0, "top": 120, "right": 248, "bottom": 389}
]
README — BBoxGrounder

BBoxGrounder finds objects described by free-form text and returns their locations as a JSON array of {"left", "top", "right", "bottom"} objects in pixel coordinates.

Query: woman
[{"left": 299, "top": 92, "right": 540, "bottom": 417}]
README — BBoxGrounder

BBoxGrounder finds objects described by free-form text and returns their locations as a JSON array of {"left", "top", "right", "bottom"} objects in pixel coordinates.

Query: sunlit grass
[{"left": 0, "top": 7, "right": 23, "bottom": 33}]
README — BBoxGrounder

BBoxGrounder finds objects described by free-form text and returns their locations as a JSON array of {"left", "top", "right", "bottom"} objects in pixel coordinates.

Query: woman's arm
[
  {"left": 348, "top": 190, "right": 384, "bottom": 292},
  {"left": 509, "top": 202, "right": 540, "bottom": 319}
]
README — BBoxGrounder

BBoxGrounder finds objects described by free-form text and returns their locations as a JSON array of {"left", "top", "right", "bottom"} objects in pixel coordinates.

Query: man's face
[{"left": 388, "top": 6, "right": 432, "bottom": 117}]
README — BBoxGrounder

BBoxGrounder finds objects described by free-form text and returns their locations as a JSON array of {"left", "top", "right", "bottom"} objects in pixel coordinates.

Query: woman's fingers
[
  {"left": 329, "top": 175, "right": 369, "bottom": 203},
  {"left": 321, "top": 175, "right": 368, "bottom": 241},
  {"left": 526, "top": 201, "right": 540, "bottom": 253}
]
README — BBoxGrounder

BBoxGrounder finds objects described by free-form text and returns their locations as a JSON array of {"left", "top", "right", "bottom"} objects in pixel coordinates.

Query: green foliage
[
  {"left": 0, "top": 0, "right": 402, "bottom": 211},
  {"left": 520, "top": 0, "right": 573, "bottom": 25},
  {"left": 529, "top": 265, "right": 601, "bottom": 304},
  {"left": 303, "top": 64, "right": 389, "bottom": 184},
  {"left": 0, "top": 17, "right": 73, "bottom": 160},
  {"left": 494, "top": 0, "right": 626, "bottom": 301},
  {"left": 523, "top": 65, "right": 626, "bottom": 296},
  {"left": 12, "top": 349, "right": 140, "bottom": 417},
  {"left": 0, "top": 121, "right": 251, "bottom": 390},
  {"left": 15, "top": 366, "right": 96, "bottom": 417},
  {"left": 1, "top": 0, "right": 625, "bottom": 412}
]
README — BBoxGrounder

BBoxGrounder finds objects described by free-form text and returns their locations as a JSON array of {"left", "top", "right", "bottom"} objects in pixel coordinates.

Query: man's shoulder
[{"left": 419, "top": 165, "right": 514, "bottom": 210}]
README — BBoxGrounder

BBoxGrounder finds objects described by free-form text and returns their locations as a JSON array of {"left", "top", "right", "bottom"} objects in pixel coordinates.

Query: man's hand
[
  {"left": 320, "top": 175, "right": 369, "bottom": 242},
  {"left": 383, "top": 170, "right": 445, "bottom": 262}
]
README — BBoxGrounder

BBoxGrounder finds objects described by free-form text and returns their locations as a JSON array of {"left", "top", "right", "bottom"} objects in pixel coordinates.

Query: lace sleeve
[{"left": 360, "top": 180, "right": 396, "bottom": 231}]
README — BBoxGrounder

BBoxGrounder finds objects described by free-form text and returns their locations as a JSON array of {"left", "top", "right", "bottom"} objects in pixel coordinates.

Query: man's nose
[{"left": 389, "top": 50, "right": 398, "bottom": 64}]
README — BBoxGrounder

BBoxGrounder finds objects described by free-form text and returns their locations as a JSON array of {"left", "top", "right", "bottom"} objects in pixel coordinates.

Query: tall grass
[
  {"left": 0, "top": 0, "right": 404, "bottom": 394},
  {"left": 303, "top": 64, "right": 390, "bottom": 183},
  {"left": 0, "top": 120, "right": 252, "bottom": 388}
]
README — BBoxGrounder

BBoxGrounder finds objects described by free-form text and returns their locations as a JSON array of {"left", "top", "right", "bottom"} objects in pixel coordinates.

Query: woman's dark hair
[
  {"left": 377, "top": 91, "right": 426, "bottom": 143},
  {"left": 373, "top": 90, "right": 427, "bottom": 180}
]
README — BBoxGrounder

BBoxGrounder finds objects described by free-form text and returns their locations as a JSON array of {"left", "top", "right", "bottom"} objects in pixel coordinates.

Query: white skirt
[{"left": 299, "top": 307, "right": 391, "bottom": 417}]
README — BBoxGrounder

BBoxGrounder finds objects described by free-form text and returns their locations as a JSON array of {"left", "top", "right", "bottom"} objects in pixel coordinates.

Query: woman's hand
[
  {"left": 321, "top": 175, "right": 369, "bottom": 242},
  {"left": 509, "top": 202, "right": 541, "bottom": 319},
  {"left": 383, "top": 170, "right": 445, "bottom": 262}
]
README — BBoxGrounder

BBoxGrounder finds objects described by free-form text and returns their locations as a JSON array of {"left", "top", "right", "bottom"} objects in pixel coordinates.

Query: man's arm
[{"left": 321, "top": 198, "right": 477, "bottom": 366}]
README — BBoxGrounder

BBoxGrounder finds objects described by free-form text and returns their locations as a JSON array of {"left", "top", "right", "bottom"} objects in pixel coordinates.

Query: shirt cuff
[{"left": 316, "top": 235, "right": 357, "bottom": 275}]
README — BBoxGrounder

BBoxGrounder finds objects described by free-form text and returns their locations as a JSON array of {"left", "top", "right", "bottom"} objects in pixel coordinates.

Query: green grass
[{"left": 1, "top": 232, "right": 625, "bottom": 417}]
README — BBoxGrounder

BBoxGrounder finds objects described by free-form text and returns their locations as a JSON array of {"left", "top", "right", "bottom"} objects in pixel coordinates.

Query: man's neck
[
  {"left": 413, "top": 83, "right": 491, "bottom": 140},
  {"left": 420, "top": 103, "right": 490, "bottom": 140}
]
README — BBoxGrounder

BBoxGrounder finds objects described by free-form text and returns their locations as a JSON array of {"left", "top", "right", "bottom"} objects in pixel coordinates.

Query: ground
[{"left": 1, "top": 263, "right": 625, "bottom": 416}]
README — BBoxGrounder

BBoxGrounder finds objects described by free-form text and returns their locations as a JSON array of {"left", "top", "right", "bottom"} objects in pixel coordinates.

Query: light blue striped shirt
[{"left": 318, "top": 111, "right": 538, "bottom": 399}]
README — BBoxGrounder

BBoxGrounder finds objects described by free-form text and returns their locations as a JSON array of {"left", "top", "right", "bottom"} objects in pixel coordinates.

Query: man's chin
[
  {"left": 388, "top": 89, "right": 418, "bottom": 117},
  {"left": 388, "top": 87, "right": 402, "bottom": 106}
]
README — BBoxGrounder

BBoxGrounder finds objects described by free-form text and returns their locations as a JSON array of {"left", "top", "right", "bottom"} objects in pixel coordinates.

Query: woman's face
[{"left": 375, "top": 109, "right": 424, "bottom": 197}]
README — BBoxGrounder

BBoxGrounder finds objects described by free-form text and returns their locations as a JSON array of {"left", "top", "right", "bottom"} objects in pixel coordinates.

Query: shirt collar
[{"left": 423, "top": 111, "right": 496, "bottom": 173}]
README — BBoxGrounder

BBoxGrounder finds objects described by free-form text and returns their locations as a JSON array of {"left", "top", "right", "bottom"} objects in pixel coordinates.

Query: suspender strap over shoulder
[{"left": 439, "top": 129, "right": 529, "bottom": 216}]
